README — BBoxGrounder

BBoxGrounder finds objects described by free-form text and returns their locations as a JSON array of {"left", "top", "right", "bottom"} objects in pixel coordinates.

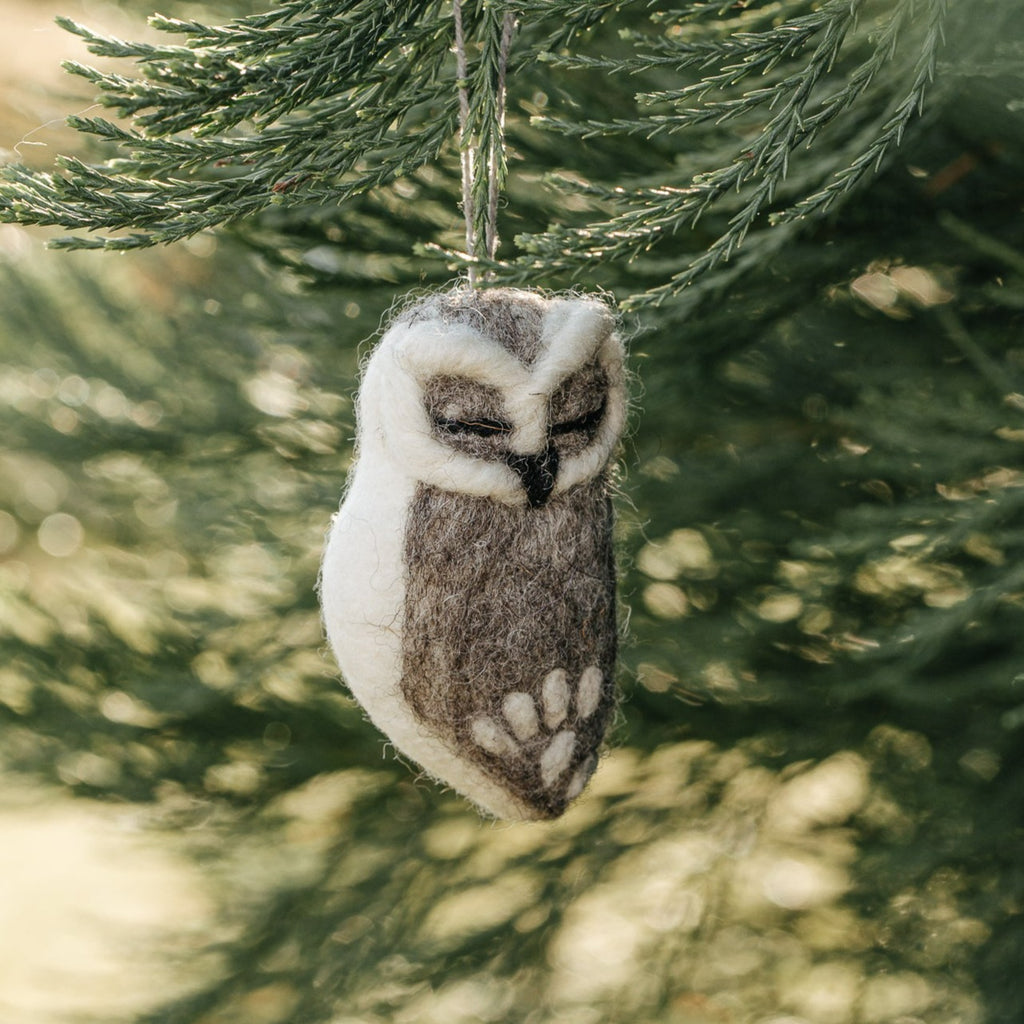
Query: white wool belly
[{"left": 320, "top": 454, "right": 534, "bottom": 820}]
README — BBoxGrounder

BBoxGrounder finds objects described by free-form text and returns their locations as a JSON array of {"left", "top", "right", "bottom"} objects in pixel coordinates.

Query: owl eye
[
  {"left": 551, "top": 401, "right": 606, "bottom": 437},
  {"left": 435, "top": 416, "right": 513, "bottom": 438}
]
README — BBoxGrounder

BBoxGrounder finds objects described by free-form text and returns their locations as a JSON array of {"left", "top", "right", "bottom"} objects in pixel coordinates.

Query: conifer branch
[
  {"left": 1, "top": 0, "right": 459, "bottom": 248},
  {"left": 515, "top": 0, "right": 952, "bottom": 305},
  {"left": 0, "top": 0, "right": 961, "bottom": 292}
]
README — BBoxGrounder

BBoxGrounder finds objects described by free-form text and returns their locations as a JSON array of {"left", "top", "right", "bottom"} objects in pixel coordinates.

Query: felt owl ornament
[{"left": 320, "top": 288, "right": 626, "bottom": 820}]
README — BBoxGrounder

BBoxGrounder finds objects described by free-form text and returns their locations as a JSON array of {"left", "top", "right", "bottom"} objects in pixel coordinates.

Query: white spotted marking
[
  {"left": 502, "top": 691, "right": 540, "bottom": 741},
  {"left": 471, "top": 716, "right": 518, "bottom": 757},
  {"left": 577, "top": 665, "right": 603, "bottom": 718},
  {"left": 565, "top": 754, "right": 597, "bottom": 801},
  {"left": 541, "top": 668, "right": 570, "bottom": 729},
  {"left": 472, "top": 669, "right": 606, "bottom": 802},
  {"left": 540, "top": 730, "right": 576, "bottom": 788}
]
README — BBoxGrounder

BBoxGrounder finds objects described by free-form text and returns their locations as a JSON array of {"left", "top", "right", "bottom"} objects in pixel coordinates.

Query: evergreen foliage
[
  {"left": 0, "top": 0, "right": 600, "bottom": 251},
  {"left": 0, "top": 0, "right": 999, "bottom": 305}
]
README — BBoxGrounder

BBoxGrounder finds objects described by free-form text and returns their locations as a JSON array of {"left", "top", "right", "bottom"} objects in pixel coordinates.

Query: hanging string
[
  {"left": 453, "top": 0, "right": 476, "bottom": 288},
  {"left": 486, "top": 11, "right": 516, "bottom": 264},
  {"left": 453, "top": 2, "right": 517, "bottom": 289}
]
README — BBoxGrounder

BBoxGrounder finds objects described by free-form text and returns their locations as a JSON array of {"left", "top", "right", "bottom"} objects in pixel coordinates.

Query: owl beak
[{"left": 506, "top": 445, "right": 559, "bottom": 508}]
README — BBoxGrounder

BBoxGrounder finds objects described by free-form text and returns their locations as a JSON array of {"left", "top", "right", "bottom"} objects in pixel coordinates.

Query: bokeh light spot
[{"left": 37, "top": 513, "right": 84, "bottom": 557}]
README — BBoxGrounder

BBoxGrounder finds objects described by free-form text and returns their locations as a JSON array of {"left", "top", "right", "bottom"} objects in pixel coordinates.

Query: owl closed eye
[
  {"left": 548, "top": 361, "right": 609, "bottom": 457},
  {"left": 424, "top": 363, "right": 610, "bottom": 483},
  {"left": 425, "top": 375, "right": 512, "bottom": 458}
]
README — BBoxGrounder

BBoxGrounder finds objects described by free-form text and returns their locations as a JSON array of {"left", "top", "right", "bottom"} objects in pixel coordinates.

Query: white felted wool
[{"left": 319, "top": 288, "right": 626, "bottom": 820}]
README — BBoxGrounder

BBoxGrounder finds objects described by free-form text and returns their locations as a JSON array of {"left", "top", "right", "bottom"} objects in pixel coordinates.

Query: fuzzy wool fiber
[
  {"left": 320, "top": 287, "right": 626, "bottom": 819},
  {"left": 403, "top": 478, "right": 617, "bottom": 819}
]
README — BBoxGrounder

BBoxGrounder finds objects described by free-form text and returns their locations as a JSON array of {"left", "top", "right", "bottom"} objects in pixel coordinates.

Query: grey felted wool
[
  {"left": 403, "top": 479, "right": 617, "bottom": 819},
  {"left": 400, "top": 287, "right": 549, "bottom": 364},
  {"left": 319, "top": 288, "right": 627, "bottom": 820}
]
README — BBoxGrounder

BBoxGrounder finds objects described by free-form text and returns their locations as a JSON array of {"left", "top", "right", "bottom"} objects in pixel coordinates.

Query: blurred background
[{"left": 1, "top": 2, "right": 1023, "bottom": 1023}]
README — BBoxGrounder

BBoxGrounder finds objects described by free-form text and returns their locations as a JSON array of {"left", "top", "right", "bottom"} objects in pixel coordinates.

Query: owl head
[{"left": 356, "top": 289, "right": 626, "bottom": 506}]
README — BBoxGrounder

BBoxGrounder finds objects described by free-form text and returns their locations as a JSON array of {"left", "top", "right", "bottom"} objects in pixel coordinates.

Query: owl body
[{"left": 320, "top": 289, "right": 626, "bottom": 820}]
